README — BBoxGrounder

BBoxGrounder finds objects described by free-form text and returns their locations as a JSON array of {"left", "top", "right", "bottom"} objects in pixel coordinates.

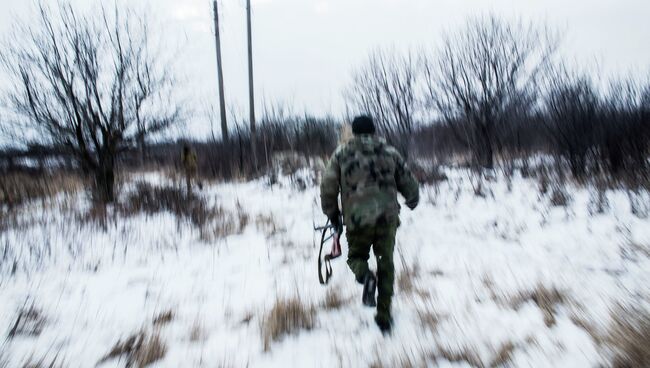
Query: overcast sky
[{"left": 1, "top": 0, "right": 649, "bottom": 140}]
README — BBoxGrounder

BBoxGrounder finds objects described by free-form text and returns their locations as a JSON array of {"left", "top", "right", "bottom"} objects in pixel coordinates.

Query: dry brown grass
[
  {"left": 570, "top": 312, "right": 603, "bottom": 345},
  {"left": 489, "top": 341, "right": 516, "bottom": 368},
  {"left": 240, "top": 310, "right": 255, "bottom": 325},
  {"left": 119, "top": 182, "right": 239, "bottom": 241},
  {"left": 605, "top": 304, "right": 650, "bottom": 368},
  {"left": 369, "top": 344, "right": 429, "bottom": 368},
  {"left": 99, "top": 330, "right": 167, "bottom": 368},
  {"left": 437, "top": 344, "right": 484, "bottom": 367},
  {"left": 397, "top": 253, "right": 420, "bottom": 294},
  {"left": 20, "top": 354, "right": 63, "bottom": 368},
  {"left": 260, "top": 295, "right": 315, "bottom": 352},
  {"left": 417, "top": 300, "right": 441, "bottom": 333},
  {"left": 189, "top": 321, "right": 207, "bottom": 342},
  {"left": 152, "top": 310, "right": 174, "bottom": 326},
  {"left": 8, "top": 304, "right": 46, "bottom": 338},
  {"left": 255, "top": 213, "right": 285, "bottom": 238},
  {"left": 369, "top": 354, "right": 422, "bottom": 368},
  {"left": 235, "top": 201, "right": 250, "bottom": 234},
  {"left": 321, "top": 287, "right": 347, "bottom": 310},
  {"left": 0, "top": 171, "right": 82, "bottom": 208},
  {"left": 550, "top": 186, "right": 571, "bottom": 207},
  {"left": 503, "top": 284, "right": 567, "bottom": 327}
]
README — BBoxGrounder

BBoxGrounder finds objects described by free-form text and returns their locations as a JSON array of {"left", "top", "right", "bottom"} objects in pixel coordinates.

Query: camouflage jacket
[
  {"left": 181, "top": 151, "right": 198, "bottom": 172},
  {"left": 320, "top": 135, "right": 419, "bottom": 230}
]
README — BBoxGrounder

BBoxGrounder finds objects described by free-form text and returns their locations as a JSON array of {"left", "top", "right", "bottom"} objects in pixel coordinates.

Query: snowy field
[{"left": 1, "top": 167, "right": 649, "bottom": 367}]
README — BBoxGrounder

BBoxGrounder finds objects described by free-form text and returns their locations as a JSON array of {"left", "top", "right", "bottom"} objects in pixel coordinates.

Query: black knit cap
[{"left": 351, "top": 115, "right": 375, "bottom": 135}]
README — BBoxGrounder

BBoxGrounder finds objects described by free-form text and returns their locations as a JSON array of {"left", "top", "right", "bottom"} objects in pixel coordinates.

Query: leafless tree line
[{"left": 346, "top": 14, "right": 650, "bottom": 185}]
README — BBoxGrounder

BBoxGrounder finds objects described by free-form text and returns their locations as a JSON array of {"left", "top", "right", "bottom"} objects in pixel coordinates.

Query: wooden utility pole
[
  {"left": 246, "top": 0, "right": 257, "bottom": 167},
  {"left": 212, "top": 0, "right": 228, "bottom": 142}
]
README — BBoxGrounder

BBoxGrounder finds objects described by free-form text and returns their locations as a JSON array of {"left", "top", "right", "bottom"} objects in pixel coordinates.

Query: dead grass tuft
[
  {"left": 120, "top": 182, "right": 238, "bottom": 240},
  {"left": 152, "top": 310, "right": 174, "bottom": 326},
  {"left": 8, "top": 304, "right": 45, "bottom": 338},
  {"left": 20, "top": 354, "right": 63, "bottom": 368},
  {"left": 255, "top": 213, "right": 285, "bottom": 238},
  {"left": 417, "top": 300, "right": 441, "bottom": 332},
  {"left": 321, "top": 288, "right": 347, "bottom": 310},
  {"left": 437, "top": 344, "right": 484, "bottom": 367},
  {"left": 235, "top": 201, "right": 250, "bottom": 233},
  {"left": 550, "top": 186, "right": 571, "bottom": 207},
  {"left": 605, "top": 304, "right": 650, "bottom": 368},
  {"left": 507, "top": 284, "right": 566, "bottom": 327},
  {"left": 369, "top": 344, "right": 429, "bottom": 368},
  {"left": 261, "top": 295, "right": 315, "bottom": 352},
  {"left": 99, "top": 330, "right": 167, "bottom": 367},
  {"left": 0, "top": 171, "right": 82, "bottom": 209},
  {"left": 240, "top": 311, "right": 255, "bottom": 325},
  {"left": 397, "top": 253, "right": 420, "bottom": 294},
  {"left": 189, "top": 321, "right": 207, "bottom": 342},
  {"left": 489, "top": 341, "right": 516, "bottom": 367}
]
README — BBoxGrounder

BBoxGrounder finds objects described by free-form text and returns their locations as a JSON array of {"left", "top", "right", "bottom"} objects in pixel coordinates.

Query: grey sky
[{"left": 1, "top": 0, "right": 649, "bottom": 139}]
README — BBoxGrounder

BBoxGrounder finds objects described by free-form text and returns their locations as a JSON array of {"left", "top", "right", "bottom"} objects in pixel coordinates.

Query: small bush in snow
[
  {"left": 0, "top": 171, "right": 82, "bottom": 209},
  {"left": 120, "top": 182, "right": 239, "bottom": 240},
  {"left": 605, "top": 304, "right": 650, "bottom": 368},
  {"left": 255, "top": 213, "right": 285, "bottom": 238},
  {"left": 152, "top": 310, "right": 174, "bottom": 326},
  {"left": 550, "top": 186, "right": 571, "bottom": 207},
  {"left": 627, "top": 190, "right": 650, "bottom": 219},
  {"left": 411, "top": 162, "right": 448, "bottom": 185},
  {"left": 18, "top": 354, "right": 64, "bottom": 368},
  {"left": 7, "top": 304, "right": 45, "bottom": 338},
  {"left": 417, "top": 299, "right": 441, "bottom": 332},
  {"left": 588, "top": 186, "right": 610, "bottom": 215},
  {"left": 99, "top": 330, "right": 167, "bottom": 368},
  {"left": 436, "top": 344, "right": 484, "bottom": 367},
  {"left": 490, "top": 341, "right": 516, "bottom": 368},
  {"left": 261, "top": 296, "right": 315, "bottom": 352},
  {"left": 397, "top": 255, "right": 420, "bottom": 294},
  {"left": 506, "top": 284, "right": 566, "bottom": 327},
  {"left": 322, "top": 288, "right": 346, "bottom": 310}
]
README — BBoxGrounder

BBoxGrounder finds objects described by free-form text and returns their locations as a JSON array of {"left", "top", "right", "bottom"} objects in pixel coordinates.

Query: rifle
[{"left": 315, "top": 215, "right": 342, "bottom": 285}]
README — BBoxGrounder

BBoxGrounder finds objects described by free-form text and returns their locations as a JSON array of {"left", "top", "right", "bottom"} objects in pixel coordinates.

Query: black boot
[
  {"left": 374, "top": 314, "right": 393, "bottom": 335},
  {"left": 362, "top": 273, "right": 377, "bottom": 307}
]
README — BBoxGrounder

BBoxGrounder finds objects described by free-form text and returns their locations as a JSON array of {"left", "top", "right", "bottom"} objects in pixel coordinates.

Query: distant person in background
[
  {"left": 320, "top": 115, "right": 419, "bottom": 334},
  {"left": 181, "top": 144, "right": 198, "bottom": 195}
]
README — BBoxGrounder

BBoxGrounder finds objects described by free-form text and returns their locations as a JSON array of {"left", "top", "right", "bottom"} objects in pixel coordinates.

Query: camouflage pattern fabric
[
  {"left": 320, "top": 134, "right": 419, "bottom": 322},
  {"left": 181, "top": 151, "right": 198, "bottom": 175},
  {"left": 346, "top": 220, "right": 398, "bottom": 320},
  {"left": 181, "top": 150, "right": 198, "bottom": 194},
  {"left": 320, "top": 135, "right": 419, "bottom": 231}
]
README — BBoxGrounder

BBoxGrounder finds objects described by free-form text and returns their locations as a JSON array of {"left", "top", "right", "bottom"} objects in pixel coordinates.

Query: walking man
[
  {"left": 181, "top": 144, "right": 198, "bottom": 195},
  {"left": 320, "top": 115, "right": 419, "bottom": 334}
]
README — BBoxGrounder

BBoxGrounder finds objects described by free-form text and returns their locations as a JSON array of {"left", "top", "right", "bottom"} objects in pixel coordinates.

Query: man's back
[{"left": 320, "top": 135, "right": 419, "bottom": 230}]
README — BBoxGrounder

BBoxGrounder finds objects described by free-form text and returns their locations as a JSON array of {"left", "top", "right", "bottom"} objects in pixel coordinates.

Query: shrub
[
  {"left": 605, "top": 304, "right": 650, "bottom": 368},
  {"left": 261, "top": 296, "right": 315, "bottom": 352},
  {"left": 0, "top": 171, "right": 81, "bottom": 208},
  {"left": 99, "top": 330, "right": 167, "bottom": 368}
]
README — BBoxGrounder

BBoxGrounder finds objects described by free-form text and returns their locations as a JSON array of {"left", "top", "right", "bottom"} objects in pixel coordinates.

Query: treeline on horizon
[{"left": 1, "top": 8, "right": 649, "bottom": 195}]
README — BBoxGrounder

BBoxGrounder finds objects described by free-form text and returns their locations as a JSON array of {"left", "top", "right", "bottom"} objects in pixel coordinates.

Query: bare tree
[
  {"left": 345, "top": 49, "right": 420, "bottom": 158},
  {"left": 541, "top": 67, "right": 601, "bottom": 178},
  {"left": 0, "top": 2, "right": 181, "bottom": 202},
  {"left": 423, "top": 15, "right": 558, "bottom": 168},
  {"left": 599, "top": 77, "right": 650, "bottom": 177}
]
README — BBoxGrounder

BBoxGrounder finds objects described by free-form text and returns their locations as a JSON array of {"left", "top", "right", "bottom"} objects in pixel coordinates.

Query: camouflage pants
[
  {"left": 346, "top": 221, "right": 398, "bottom": 320},
  {"left": 184, "top": 168, "right": 196, "bottom": 194}
]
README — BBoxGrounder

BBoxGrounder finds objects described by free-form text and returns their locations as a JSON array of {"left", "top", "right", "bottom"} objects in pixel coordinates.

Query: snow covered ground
[{"left": 1, "top": 168, "right": 649, "bottom": 367}]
